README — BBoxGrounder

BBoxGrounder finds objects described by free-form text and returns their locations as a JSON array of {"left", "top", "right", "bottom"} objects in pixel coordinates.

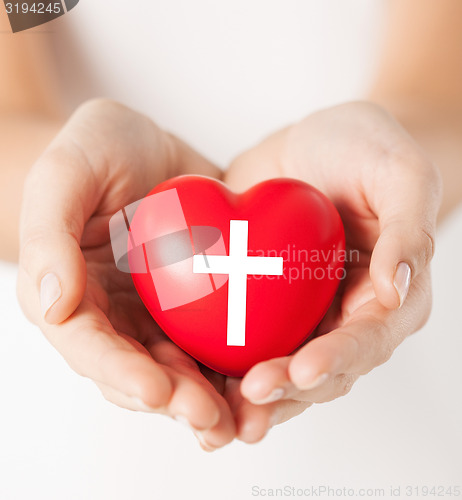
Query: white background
[{"left": 1, "top": 1, "right": 461, "bottom": 499}]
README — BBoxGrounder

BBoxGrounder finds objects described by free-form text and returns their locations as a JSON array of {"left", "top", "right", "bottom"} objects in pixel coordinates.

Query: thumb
[
  {"left": 17, "top": 144, "right": 99, "bottom": 324},
  {"left": 369, "top": 158, "right": 442, "bottom": 309}
]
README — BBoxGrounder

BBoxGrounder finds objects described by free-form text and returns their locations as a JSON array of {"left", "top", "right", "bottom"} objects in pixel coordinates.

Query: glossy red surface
[{"left": 128, "top": 175, "right": 345, "bottom": 377}]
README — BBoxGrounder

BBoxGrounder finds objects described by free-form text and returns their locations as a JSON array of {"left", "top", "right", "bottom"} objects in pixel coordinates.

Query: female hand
[
  {"left": 17, "top": 98, "right": 235, "bottom": 451},
  {"left": 223, "top": 101, "right": 442, "bottom": 444}
]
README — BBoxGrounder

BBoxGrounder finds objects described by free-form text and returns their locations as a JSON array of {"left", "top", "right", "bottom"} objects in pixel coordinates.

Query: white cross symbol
[{"left": 192, "top": 220, "right": 283, "bottom": 346}]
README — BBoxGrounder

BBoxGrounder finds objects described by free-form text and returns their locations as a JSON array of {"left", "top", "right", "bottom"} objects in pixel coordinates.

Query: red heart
[{"left": 127, "top": 175, "right": 345, "bottom": 377}]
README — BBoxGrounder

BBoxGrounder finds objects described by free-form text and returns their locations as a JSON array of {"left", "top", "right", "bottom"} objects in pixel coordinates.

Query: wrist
[{"left": 367, "top": 93, "right": 462, "bottom": 222}]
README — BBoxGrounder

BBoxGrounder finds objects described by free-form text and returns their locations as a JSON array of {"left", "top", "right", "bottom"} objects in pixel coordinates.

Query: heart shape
[{"left": 126, "top": 175, "right": 345, "bottom": 377}]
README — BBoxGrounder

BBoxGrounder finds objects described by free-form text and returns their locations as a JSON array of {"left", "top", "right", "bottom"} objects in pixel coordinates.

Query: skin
[
  {"left": 224, "top": 102, "right": 440, "bottom": 440},
  {"left": 17, "top": 99, "right": 237, "bottom": 450},
  {"left": 1, "top": 1, "right": 462, "bottom": 450}
]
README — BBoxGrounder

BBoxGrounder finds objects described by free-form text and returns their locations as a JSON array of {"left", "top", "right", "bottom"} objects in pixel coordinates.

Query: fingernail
[
  {"left": 249, "top": 387, "right": 285, "bottom": 405},
  {"left": 393, "top": 262, "right": 411, "bottom": 308},
  {"left": 269, "top": 411, "right": 280, "bottom": 428},
  {"left": 40, "top": 272, "right": 62, "bottom": 318},
  {"left": 298, "top": 372, "right": 329, "bottom": 391},
  {"left": 132, "top": 396, "right": 157, "bottom": 412},
  {"left": 174, "top": 414, "right": 193, "bottom": 429},
  {"left": 194, "top": 431, "right": 217, "bottom": 452}
]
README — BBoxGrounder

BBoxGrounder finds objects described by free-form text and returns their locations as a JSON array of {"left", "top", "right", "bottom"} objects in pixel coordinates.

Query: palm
[
  {"left": 77, "top": 228, "right": 239, "bottom": 455},
  {"left": 83, "top": 237, "right": 229, "bottom": 394}
]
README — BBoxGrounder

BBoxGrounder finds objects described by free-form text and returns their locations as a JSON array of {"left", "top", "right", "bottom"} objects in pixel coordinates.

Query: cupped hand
[
  {"left": 17, "top": 99, "right": 235, "bottom": 451},
  {"left": 223, "top": 101, "right": 442, "bottom": 443}
]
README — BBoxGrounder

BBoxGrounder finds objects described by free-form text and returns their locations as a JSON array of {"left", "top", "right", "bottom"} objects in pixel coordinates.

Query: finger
[
  {"left": 240, "top": 353, "right": 359, "bottom": 405},
  {"left": 289, "top": 312, "right": 392, "bottom": 388},
  {"left": 289, "top": 271, "right": 430, "bottom": 387},
  {"left": 145, "top": 338, "right": 235, "bottom": 449},
  {"left": 192, "top": 366, "right": 237, "bottom": 451},
  {"left": 18, "top": 139, "right": 100, "bottom": 325},
  {"left": 368, "top": 152, "right": 442, "bottom": 309},
  {"left": 240, "top": 357, "right": 293, "bottom": 405},
  {"left": 97, "top": 376, "right": 235, "bottom": 453},
  {"left": 162, "top": 372, "right": 221, "bottom": 430},
  {"left": 223, "top": 377, "right": 267, "bottom": 443},
  {"left": 37, "top": 298, "right": 173, "bottom": 409},
  {"left": 234, "top": 397, "right": 311, "bottom": 443},
  {"left": 95, "top": 381, "right": 170, "bottom": 413},
  {"left": 223, "top": 377, "right": 310, "bottom": 444},
  {"left": 281, "top": 373, "right": 358, "bottom": 404},
  {"left": 169, "top": 377, "right": 235, "bottom": 451},
  {"left": 144, "top": 334, "right": 221, "bottom": 430},
  {"left": 191, "top": 393, "right": 236, "bottom": 452}
]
